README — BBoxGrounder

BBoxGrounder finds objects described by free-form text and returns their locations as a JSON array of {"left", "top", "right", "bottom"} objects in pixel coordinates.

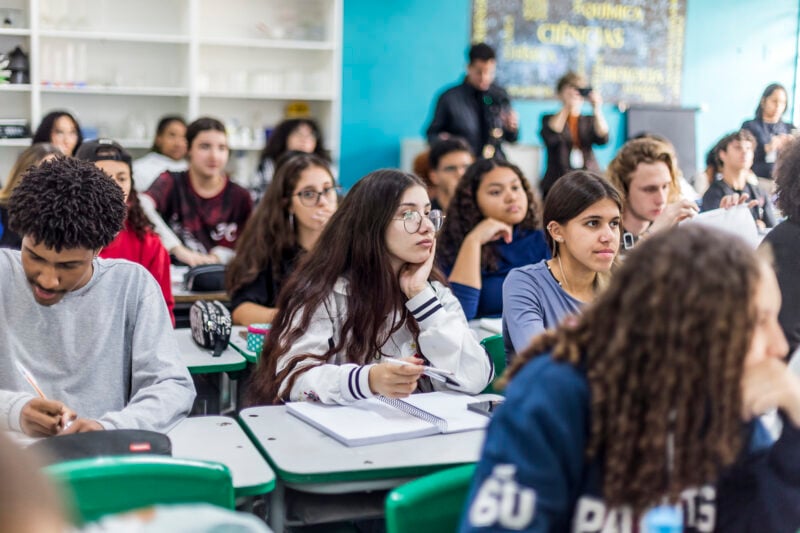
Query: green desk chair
[
  {"left": 385, "top": 463, "right": 476, "bottom": 533},
  {"left": 45, "top": 455, "right": 235, "bottom": 525},
  {"left": 481, "top": 333, "right": 506, "bottom": 394}
]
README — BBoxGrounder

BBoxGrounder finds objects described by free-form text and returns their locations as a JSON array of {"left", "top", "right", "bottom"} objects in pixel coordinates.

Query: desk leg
[{"left": 269, "top": 479, "right": 286, "bottom": 532}]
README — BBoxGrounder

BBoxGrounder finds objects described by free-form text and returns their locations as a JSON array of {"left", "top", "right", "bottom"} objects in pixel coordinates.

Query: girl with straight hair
[
  {"left": 437, "top": 158, "right": 548, "bottom": 320},
  {"left": 461, "top": 225, "right": 800, "bottom": 532},
  {"left": 0, "top": 143, "right": 61, "bottom": 249},
  {"left": 31, "top": 110, "right": 82, "bottom": 156},
  {"left": 502, "top": 170, "right": 621, "bottom": 359},
  {"left": 247, "top": 169, "right": 492, "bottom": 405},
  {"left": 133, "top": 115, "right": 188, "bottom": 191},
  {"left": 227, "top": 152, "right": 338, "bottom": 325}
]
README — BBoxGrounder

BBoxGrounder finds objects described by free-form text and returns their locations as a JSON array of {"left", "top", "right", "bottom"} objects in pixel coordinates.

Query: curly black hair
[
  {"left": 437, "top": 158, "right": 540, "bottom": 272},
  {"left": 8, "top": 157, "right": 126, "bottom": 251}
]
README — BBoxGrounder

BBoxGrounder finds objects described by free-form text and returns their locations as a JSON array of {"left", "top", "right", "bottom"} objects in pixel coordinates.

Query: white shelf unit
[{"left": 0, "top": 0, "right": 343, "bottom": 187}]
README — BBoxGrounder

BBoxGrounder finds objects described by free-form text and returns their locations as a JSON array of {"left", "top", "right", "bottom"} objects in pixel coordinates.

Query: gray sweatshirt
[{"left": 0, "top": 250, "right": 195, "bottom": 433}]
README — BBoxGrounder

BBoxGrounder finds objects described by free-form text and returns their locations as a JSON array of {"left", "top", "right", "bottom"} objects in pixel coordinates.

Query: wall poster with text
[{"left": 472, "top": 0, "right": 686, "bottom": 104}]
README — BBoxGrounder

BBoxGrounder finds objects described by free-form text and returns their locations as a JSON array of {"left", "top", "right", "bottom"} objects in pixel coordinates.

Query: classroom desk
[
  {"left": 168, "top": 415, "right": 275, "bottom": 497},
  {"left": 239, "top": 405, "right": 486, "bottom": 531},
  {"left": 174, "top": 328, "right": 247, "bottom": 374},
  {"left": 229, "top": 326, "right": 259, "bottom": 363},
  {"left": 172, "top": 286, "right": 231, "bottom": 304}
]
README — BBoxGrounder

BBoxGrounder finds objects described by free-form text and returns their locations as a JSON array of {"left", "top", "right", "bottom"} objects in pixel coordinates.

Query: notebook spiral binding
[{"left": 378, "top": 396, "right": 448, "bottom": 433}]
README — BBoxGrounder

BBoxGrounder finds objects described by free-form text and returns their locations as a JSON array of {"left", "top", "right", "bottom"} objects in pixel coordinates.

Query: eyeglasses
[
  {"left": 295, "top": 186, "right": 341, "bottom": 207},
  {"left": 394, "top": 209, "right": 445, "bottom": 233}
]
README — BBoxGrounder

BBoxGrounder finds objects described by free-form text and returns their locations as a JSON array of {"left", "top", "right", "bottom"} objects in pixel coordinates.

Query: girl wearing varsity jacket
[
  {"left": 461, "top": 225, "right": 800, "bottom": 533},
  {"left": 247, "top": 170, "right": 492, "bottom": 405}
]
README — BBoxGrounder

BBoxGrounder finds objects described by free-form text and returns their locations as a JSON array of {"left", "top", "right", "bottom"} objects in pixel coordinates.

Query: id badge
[
  {"left": 766, "top": 149, "right": 777, "bottom": 163},
  {"left": 569, "top": 148, "right": 584, "bottom": 169}
]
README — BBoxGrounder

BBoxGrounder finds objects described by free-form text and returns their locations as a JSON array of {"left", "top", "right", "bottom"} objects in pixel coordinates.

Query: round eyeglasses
[
  {"left": 294, "top": 186, "right": 341, "bottom": 207},
  {"left": 394, "top": 209, "right": 445, "bottom": 233}
]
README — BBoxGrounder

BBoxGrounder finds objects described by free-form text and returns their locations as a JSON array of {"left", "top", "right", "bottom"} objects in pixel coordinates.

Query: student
[
  {"left": 145, "top": 117, "right": 253, "bottom": 265},
  {"left": 76, "top": 139, "right": 175, "bottom": 326},
  {"left": 461, "top": 225, "right": 800, "bottom": 532},
  {"left": 742, "top": 83, "right": 796, "bottom": 180},
  {"left": 539, "top": 72, "right": 609, "bottom": 197},
  {"left": 427, "top": 137, "right": 474, "bottom": 212},
  {"left": 607, "top": 137, "right": 698, "bottom": 251},
  {"left": 227, "top": 152, "right": 338, "bottom": 325},
  {"left": 0, "top": 157, "right": 194, "bottom": 436},
  {"left": 253, "top": 118, "right": 331, "bottom": 200},
  {"left": 246, "top": 170, "right": 492, "bottom": 405},
  {"left": 0, "top": 142, "right": 61, "bottom": 249},
  {"left": 132, "top": 115, "right": 188, "bottom": 192},
  {"left": 426, "top": 43, "right": 519, "bottom": 159},
  {"left": 437, "top": 158, "right": 548, "bottom": 320},
  {"left": 702, "top": 129, "right": 777, "bottom": 228},
  {"left": 761, "top": 137, "right": 800, "bottom": 352},
  {"left": 502, "top": 171, "right": 621, "bottom": 359},
  {"left": 31, "top": 110, "right": 82, "bottom": 156}
]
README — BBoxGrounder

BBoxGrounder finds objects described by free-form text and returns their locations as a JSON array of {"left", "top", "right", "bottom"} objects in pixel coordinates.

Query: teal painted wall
[{"left": 340, "top": 0, "right": 799, "bottom": 188}]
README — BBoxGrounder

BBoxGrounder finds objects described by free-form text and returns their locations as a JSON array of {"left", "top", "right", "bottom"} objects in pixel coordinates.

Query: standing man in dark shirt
[{"left": 426, "top": 43, "right": 519, "bottom": 160}]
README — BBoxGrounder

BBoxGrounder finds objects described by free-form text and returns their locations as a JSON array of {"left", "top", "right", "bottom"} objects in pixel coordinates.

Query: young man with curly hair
[{"left": 0, "top": 157, "right": 195, "bottom": 437}]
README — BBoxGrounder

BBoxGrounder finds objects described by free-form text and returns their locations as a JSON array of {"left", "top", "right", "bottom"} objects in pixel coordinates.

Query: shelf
[
  {"left": 0, "top": 138, "right": 32, "bottom": 147},
  {"left": 199, "top": 37, "right": 334, "bottom": 51},
  {"left": 0, "top": 28, "right": 31, "bottom": 37},
  {"left": 0, "top": 84, "right": 31, "bottom": 92},
  {"left": 199, "top": 91, "right": 333, "bottom": 101},
  {"left": 41, "top": 85, "right": 189, "bottom": 97},
  {"left": 39, "top": 30, "right": 190, "bottom": 44}
]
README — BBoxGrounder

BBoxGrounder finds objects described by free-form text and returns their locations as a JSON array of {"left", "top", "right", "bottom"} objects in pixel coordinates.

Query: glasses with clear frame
[{"left": 394, "top": 209, "right": 445, "bottom": 233}]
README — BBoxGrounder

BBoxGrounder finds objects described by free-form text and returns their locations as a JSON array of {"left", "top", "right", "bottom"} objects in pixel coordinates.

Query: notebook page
[
  {"left": 400, "top": 392, "right": 496, "bottom": 433},
  {"left": 286, "top": 398, "right": 439, "bottom": 447}
]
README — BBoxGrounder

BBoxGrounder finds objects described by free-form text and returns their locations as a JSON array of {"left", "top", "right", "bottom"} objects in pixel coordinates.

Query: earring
[
  {"left": 289, "top": 212, "right": 295, "bottom": 231},
  {"left": 555, "top": 237, "right": 563, "bottom": 242}
]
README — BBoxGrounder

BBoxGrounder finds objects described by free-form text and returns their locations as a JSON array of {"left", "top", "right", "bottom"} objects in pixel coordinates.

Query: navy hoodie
[{"left": 459, "top": 353, "right": 800, "bottom": 532}]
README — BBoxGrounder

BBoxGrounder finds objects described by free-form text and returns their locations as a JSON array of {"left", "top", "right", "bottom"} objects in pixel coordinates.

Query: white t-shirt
[{"left": 133, "top": 152, "right": 188, "bottom": 192}]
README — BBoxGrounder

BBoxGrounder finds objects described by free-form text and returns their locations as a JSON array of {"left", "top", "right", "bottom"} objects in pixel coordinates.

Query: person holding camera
[{"left": 540, "top": 72, "right": 609, "bottom": 198}]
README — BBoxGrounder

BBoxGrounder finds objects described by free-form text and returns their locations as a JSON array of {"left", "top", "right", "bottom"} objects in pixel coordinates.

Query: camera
[{"left": 578, "top": 86, "right": 593, "bottom": 97}]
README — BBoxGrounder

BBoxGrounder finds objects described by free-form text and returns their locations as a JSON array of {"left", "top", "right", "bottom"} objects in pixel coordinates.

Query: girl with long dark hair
[
  {"left": 247, "top": 170, "right": 492, "bottom": 405},
  {"left": 502, "top": 170, "right": 621, "bottom": 358},
  {"left": 32, "top": 110, "right": 82, "bottom": 156},
  {"left": 461, "top": 225, "right": 800, "bottom": 532},
  {"left": 227, "top": 152, "right": 338, "bottom": 325},
  {"left": 437, "top": 158, "right": 548, "bottom": 320}
]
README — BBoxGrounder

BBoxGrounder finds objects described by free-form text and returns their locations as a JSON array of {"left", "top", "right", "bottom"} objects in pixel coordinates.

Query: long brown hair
[
  {"left": 226, "top": 152, "right": 334, "bottom": 294},
  {"left": 247, "top": 170, "right": 445, "bottom": 405},
  {"left": 0, "top": 143, "right": 62, "bottom": 205},
  {"left": 437, "top": 158, "right": 540, "bottom": 272},
  {"left": 500, "top": 224, "right": 761, "bottom": 513}
]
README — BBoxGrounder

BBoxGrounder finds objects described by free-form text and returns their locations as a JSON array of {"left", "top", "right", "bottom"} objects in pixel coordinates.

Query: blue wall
[{"left": 340, "top": 0, "right": 799, "bottom": 188}]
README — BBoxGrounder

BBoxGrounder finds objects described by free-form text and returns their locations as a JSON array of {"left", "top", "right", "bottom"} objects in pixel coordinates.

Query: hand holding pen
[{"left": 15, "top": 360, "right": 78, "bottom": 437}]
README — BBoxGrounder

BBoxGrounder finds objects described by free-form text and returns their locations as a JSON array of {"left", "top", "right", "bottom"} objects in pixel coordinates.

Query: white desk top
[
  {"left": 239, "top": 405, "right": 486, "bottom": 493},
  {"left": 229, "top": 326, "right": 258, "bottom": 363},
  {"left": 168, "top": 415, "right": 275, "bottom": 496},
  {"left": 174, "top": 328, "right": 247, "bottom": 374}
]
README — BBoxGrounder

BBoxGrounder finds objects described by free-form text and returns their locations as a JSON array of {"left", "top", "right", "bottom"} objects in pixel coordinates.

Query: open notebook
[{"left": 286, "top": 391, "right": 501, "bottom": 447}]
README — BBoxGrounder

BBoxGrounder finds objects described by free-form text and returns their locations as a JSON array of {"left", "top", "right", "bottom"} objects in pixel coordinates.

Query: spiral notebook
[{"left": 286, "top": 391, "right": 499, "bottom": 447}]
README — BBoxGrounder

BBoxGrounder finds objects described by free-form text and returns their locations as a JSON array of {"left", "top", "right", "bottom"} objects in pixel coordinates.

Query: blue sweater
[
  {"left": 502, "top": 260, "right": 582, "bottom": 360},
  {"left": 459, "top": 354, "right": 800, "bottom": 533},
  {"left": 444, "top": 228, "right": 549, "bottom": 320}
]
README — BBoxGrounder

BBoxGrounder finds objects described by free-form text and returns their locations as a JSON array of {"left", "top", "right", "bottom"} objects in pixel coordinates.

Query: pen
[
  {"left": 14, "top": 360, "right": 74, "bottom": 430},
  {"left": 384, "top": 358, "right": 448, "bottom": 383}
]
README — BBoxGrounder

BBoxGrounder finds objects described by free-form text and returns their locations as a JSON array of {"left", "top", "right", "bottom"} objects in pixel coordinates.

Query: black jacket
[{"left": 426, "top": 78, "right": 518, "bottom": 158}]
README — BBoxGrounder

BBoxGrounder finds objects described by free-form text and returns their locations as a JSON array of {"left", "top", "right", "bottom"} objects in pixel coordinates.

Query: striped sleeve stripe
[
  {"left": 354, "top": 366, "right": 366, "bottom": 399},
  {"left": 416, "top": 304, "right": 443, "bottom": 322},
  {"left": 347, "top": 367, "right": 359, "bottom": 400},
  {"left": 410, "top": 296, "right": 438, "bottom": 315}
]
